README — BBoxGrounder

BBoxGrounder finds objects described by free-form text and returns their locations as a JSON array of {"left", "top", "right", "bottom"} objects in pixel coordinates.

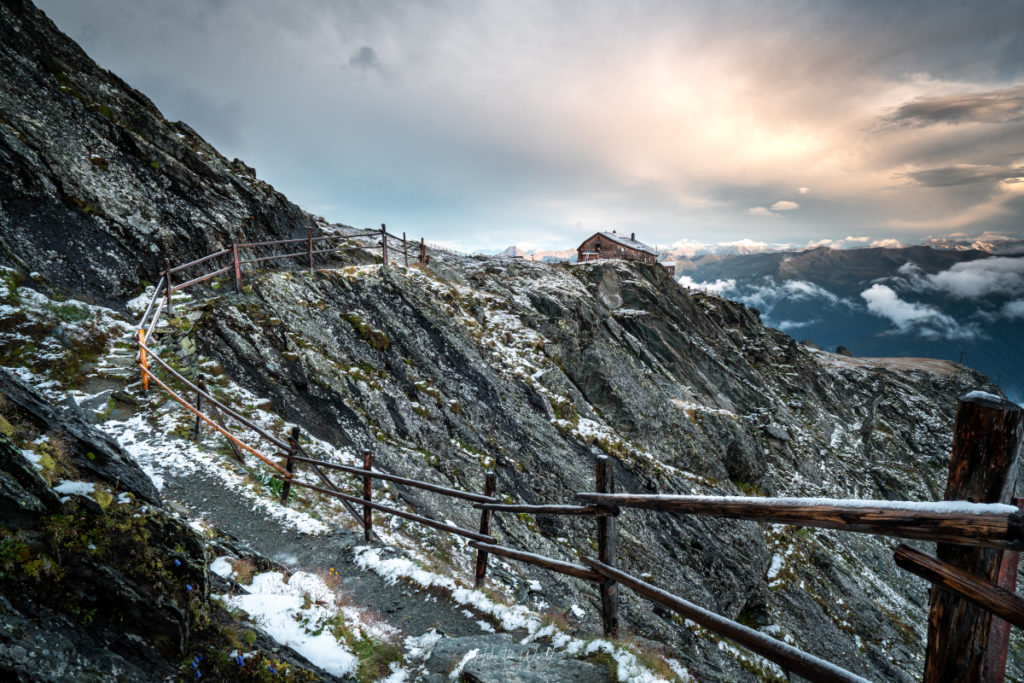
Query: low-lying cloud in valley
[{"left": 860, "top": 283, "right": 981, "bottom": 340}]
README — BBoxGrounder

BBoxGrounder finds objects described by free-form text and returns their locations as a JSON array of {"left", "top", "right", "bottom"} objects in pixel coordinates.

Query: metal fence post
[
  {"left": 596, "top": 455, "right": 619, "bottom": 638},
  {"left": 474, "top": 472, "right": 498, "bottom": 587}
]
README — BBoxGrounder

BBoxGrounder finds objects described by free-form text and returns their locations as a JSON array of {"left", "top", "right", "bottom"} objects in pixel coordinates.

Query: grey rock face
[
  {"left": 424, "top": 635, "right": 614, "bottom": 682},
  {"left": 187, "top": 255, "right": 1000, "bottom": 681}
]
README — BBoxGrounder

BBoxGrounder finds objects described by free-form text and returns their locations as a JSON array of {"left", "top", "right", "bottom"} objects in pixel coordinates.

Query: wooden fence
[{"left": 132, "top": 233, "right": 1024, "bottom": 683}]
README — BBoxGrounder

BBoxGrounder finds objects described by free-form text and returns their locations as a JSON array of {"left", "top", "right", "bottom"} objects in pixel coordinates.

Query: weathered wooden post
[
  {"left": 474, "top": 471, "right": 498, "bottom": 587},
  {"left": 232, "top": 242, "right": 242, "bottom": 293},
  {"left": 193, "top": 376, "right": 206, "bottom": 442},
  {"left": 924, "top": 391, "right": 1023, "bottom": 683},
  {"left": 596, "top": 455, "right": 619, "bottom": 638},
  {"left": 280, "top": 426, "right": 300, "bottom": 505},
  {"left": 307, "top": 227, "right": 314, "bottom": 274},
  {"left": 986, "top": 498, "right": 1024, "bottom": 679},
  {"left": 362, "top": 451, "right": 373, "bottom": 542},
  {"left": 380, "top": 223, "right": 388, "bottom": 265},
  {"left": 163, "top": 259, "right": 173, "bottom": 315},
  {"left": 419, "top": 238, "right": 426, "bottom": 264},
  {"left": 403, "top": 231, "right": 409, "bottom": 267}
]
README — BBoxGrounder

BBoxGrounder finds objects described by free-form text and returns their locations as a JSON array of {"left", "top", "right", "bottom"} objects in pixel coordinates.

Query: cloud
[
  {"left": 678, "top": 275, "right": 736, "bottom": 295},
  {"left": 861, "top": 283, "right": 980, "bottom": 340},
  {"left": 924, "top": 256, "right": 1024, "bottom": 298},
  {"left": 870, "top": 238, "right": 905, "bottom": 248},
  {"left": 747, "top": 206, "right": 780, "bottom": 217},
  {"left": 775, "top": 319, "right": 818, "bottom": 331},
  {"left": 770, "top": 200, "right": 799, "bottom": 211},
  {"left": 802, "top": 235, "right": 869, "bottom": 250},
  {"left": 797, "top": 187, "right": 810, "bottom": 194},
  {"left": 901, "top": 163, "right": 1024, "bottom": 187},
  {"left": 880, "top": 86, "right": 1024, "bottom": 128},
  {"left": 1003, "top": 300, "right": 1024, "bottom": 319}
]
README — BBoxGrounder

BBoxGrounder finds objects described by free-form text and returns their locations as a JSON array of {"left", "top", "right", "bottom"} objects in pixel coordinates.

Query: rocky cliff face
[
  {"left": 188, "top": 250, "right": 1004, "bottom": 681},
  {"left": 0, "top": 1, "right": 1019, "bottom": 681},
  {"left": 0, "top": 0, "right": 316, "bottom": 306}
]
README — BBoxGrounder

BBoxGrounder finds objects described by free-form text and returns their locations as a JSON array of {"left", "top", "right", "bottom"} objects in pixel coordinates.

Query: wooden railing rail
[
  {"left": 277, "top": 477, "right": 494, "bottom": 543},
  {"left": 168, "top": 248, "right": 231, "bottom": 275},
  {"left": 288, "top": 454, "right": 498, "bottom": 504},
  {"left": 574, "top": 493, "right": 1024, "bottom": 550},
  {"left": 580, "top": 557, "right": 870, "bottom": 683}
]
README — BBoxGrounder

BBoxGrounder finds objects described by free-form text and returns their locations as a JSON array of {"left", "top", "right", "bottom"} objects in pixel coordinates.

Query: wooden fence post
[
  {"left": 986, "top": 497, "right": 1024, "bottom": 679},
  {"left": 924, "top": 392, "right": 1024, "bottom": 683},
  {"left": 474, "top": 471, "right": 498, "bottom": 587},
  {"left": 307, "top": 227, "right": 314, "bottom": 274},
  {"left": 280, "top": 426, "right": 300, "bottom": 505},
  {"left": 232, "top": 242, "right": 242, "bottom": 293},
  {"left": 193, "top": 376, "right": 205, "bottom": 442},
  {"left": 362, "top": 451, "right": 373, "bottom": 542},
  {"left": 403, "top": 231, "right": 409, "bottom": 267},
  {"left": 596, "top": 456, "right": 619, "bottom": 638},
  {"left": 163, "top": 259, "right": 173, "bottom": 315},
  {"left": 419, "top": 238, "right": 426, "bottom": 264},
  {"left": 380, "top": 224, "right": 388, "bottom": 265}
]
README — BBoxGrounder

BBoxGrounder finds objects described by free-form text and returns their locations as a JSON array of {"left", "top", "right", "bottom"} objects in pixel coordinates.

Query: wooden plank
[
  {"left": 474, "top": 502, "right": 612, "bottom": 516},
  {"left": 925, "top": 392, "right": 1024, "bottom": 683},
  {"left": 580, "top": 557, "right": 870, "bottom": 683},
  {"left": 469, "top": 541, "right": 601, "bottom": 582},
  {"left": 575, "top": 492, "right": 1024, "bottom": 550},
  {"left": 596, "top": 456, "right": 618, "bottom": 638},
  {"left": 894, "top": 544, "right": 1024, "bottom": 629},
  {"left": 474, "top": 472, "right": 498, "bottom": 588},
  {"left": 171, "top": 265, "right": 232, "bottom": 291},
  {"left": 288, "top": 455, "right": 498, "bottom": 503},
  {"left": 279, "top": 478, "right": 493, "bottom": 542}
]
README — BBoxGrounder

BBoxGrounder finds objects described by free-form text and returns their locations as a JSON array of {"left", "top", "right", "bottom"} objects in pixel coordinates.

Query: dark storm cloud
[
  {"left": 880, "top": 87, "right": 1024, "bottom": 128},
  {"left": 348, "top": 46, "right": 381, "bottom": 71},
  {"left": 902, "top": 165, "right": 1024, "bottom": 187}
]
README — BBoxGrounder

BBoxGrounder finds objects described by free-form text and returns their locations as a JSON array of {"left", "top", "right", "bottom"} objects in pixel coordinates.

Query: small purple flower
[
  {"left": 173, "top": 558, "right": 182, "bottom": 567},
  {"left": 185, "top": 584, "right": 193, "bottom": 592}
]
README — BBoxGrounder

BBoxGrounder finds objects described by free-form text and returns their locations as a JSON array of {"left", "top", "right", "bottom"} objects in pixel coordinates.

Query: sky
[{"left": 35, "top": 0, "right": 1024, "bottom": 253}]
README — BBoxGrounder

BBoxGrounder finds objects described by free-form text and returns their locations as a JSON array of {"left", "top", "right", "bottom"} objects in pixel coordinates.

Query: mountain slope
[{"left": 0, "top": 1, "right": 1019, "bottom": 680}]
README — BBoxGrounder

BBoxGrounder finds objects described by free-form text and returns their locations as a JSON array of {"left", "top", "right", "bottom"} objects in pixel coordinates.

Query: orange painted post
[
  {"left": 232, "top": 242, "right": 242, "bottom": 293},
  {"left": 362, "top": 451, "right": 373, "bottom": 542},
  {"left": 137, "top": 329, "right": 149, "bottom": 393}
]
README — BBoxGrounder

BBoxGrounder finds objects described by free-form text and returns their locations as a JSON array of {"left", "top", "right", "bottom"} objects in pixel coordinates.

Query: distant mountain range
[{"left": 677, "top": 244, "right": 1024, "bottom": 403}]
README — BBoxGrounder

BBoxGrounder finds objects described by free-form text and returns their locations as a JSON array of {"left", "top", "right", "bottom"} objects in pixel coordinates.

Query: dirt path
[{"left": 159, "top": 465, "right": 507, "bottom": 642}]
